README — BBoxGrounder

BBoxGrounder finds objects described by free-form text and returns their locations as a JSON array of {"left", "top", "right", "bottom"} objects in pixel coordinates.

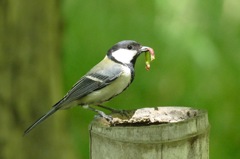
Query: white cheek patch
[{"left": 112, "top": 49, "right": 137, "bottom": 64}]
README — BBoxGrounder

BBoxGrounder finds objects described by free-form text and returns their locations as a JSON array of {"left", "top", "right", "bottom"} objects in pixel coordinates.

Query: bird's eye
[{"left": 127, "top": 45, "right": 133, "bottom": 50}]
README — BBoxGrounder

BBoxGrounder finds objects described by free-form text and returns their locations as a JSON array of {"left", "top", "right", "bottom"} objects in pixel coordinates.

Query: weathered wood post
[{"left": 89, "top": 107, "right": 209, "bottom": 159}]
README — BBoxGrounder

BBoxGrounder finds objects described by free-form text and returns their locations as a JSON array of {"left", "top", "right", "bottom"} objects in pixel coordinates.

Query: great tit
[{"left": 24, "top": 40, "right": 154, "bottom": 135}]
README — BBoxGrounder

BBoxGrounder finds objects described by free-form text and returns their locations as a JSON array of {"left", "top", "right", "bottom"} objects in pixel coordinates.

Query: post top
[{"left": 89, "top": 106, "right": 209, "bottom": 143}]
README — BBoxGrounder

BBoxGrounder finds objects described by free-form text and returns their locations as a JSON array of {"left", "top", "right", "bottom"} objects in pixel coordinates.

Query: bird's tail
[{"left": 23, "top": 107, "right": 59, "bottom": 136}]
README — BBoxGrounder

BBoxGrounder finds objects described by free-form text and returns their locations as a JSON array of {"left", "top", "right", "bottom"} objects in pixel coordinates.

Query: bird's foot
[
  {"left": 96, "top": 110, "right": 113, "bottom": 122},
  {"left": 84, "top": 105, "right": 113, "bottom": 122},
  {"left": 97, "top": 105, "right": 130, "bottom": 118}
]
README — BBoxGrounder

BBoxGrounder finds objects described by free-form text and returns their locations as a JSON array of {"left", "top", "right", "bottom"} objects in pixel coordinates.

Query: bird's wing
[
  {"left": 54, "top": 65, "right": 123, "bottom": 108},
  {"left": 24, "top": 65, "right": 123, "bottom": 135}
]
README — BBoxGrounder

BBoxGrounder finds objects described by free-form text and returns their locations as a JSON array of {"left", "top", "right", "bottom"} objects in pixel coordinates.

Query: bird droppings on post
[{"left": 94, "top": 107, "right": 199, "bottom": 127}]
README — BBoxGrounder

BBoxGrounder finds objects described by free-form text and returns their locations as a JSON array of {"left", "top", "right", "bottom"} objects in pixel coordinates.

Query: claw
[
  {"left": 96, "top": 105, "right": 129, "bottom": 118},
  {"left": 98, "top": 111, "right": 113, "bottom": 122}
]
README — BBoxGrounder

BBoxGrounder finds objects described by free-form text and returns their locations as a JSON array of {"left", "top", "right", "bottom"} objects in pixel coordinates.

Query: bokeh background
[{"left": 1, "top": 0, "right": 240, "bottom": 159}]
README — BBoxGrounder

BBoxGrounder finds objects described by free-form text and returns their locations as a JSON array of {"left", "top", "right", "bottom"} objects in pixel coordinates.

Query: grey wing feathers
[
  {"left": 24, "top": 67, "right": 122, "bottom": 135},
  {"left": 66, "top": 73, "right": 115, "bottom": 100},
  {"left": 54, "top": 69, "right": 123, "bottom": 108},
  {"left": 23, "top": 59, "right": 124, "bottom": 135}
]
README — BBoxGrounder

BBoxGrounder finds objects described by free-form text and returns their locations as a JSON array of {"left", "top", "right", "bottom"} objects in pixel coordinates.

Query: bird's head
[{"left": 107, "top": 40, "right": 154, "bottom": 67}]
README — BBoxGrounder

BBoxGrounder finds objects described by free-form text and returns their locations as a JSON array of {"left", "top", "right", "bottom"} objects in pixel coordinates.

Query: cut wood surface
[{"left": 89, "top": 106, "right": 209, "bottom": 159}]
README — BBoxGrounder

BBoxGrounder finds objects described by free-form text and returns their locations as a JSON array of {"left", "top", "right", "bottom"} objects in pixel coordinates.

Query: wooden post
[{"left": 89, "top": 107, "right": 209, "bottom": 159}]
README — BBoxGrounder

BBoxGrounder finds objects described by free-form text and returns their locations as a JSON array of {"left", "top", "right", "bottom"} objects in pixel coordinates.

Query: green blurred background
[
  {"left": 63, "top": 0, "right": 240, "bottom": 158},
  {"left": 1, "top": 0, "right": 240, "bottom": 159}
]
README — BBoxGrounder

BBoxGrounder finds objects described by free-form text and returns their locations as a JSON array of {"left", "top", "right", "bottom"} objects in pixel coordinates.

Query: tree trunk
[
  {"left": 0, "top": 0, "right": 77, "bottom": 159},
  {"left": 89, "top": 107, "right": 209, "bottom": 159}
]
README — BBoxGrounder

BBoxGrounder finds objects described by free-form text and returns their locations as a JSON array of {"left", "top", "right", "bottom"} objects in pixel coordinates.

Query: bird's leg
[
  {"left": 83, "top": 105, "right": 112, "bottom": 121},
  {"left": 96, "top": 105, "right": 129, "bottom": 118},
  {"left": 96, "top": 104, "right": 118, "bottom": 112}
]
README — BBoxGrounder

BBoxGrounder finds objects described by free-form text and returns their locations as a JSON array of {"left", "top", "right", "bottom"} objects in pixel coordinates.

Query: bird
[{"left": 24, "top": 40, "right": 155, "bottom": 135}]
